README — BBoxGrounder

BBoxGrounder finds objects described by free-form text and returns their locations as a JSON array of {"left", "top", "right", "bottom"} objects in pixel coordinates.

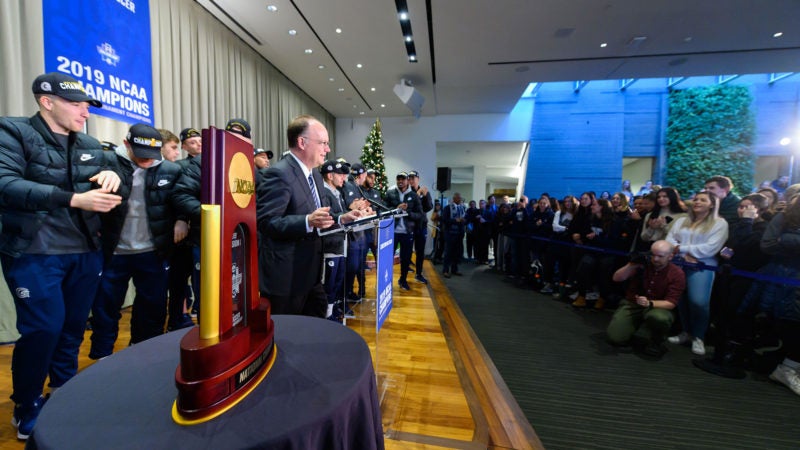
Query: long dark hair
[
  {"left": 577, "top": 191, "right": 596, "bottom": 217},
  {"left": 561, "top": 195, "right": 578, "bottom": 215},
  {"left": 594, "top": 198, "right": 614, "bottom": 230},
  {"left": 652, "top": 187, "right": 687, "bottom": 216},
  {"left": 783, "top": 195, "right": 800, "bottom": 230}
]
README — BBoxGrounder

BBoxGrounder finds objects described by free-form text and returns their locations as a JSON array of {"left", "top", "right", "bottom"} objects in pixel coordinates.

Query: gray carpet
[{"left": 439, "top": 261, "right": 800, "bottom": 450}]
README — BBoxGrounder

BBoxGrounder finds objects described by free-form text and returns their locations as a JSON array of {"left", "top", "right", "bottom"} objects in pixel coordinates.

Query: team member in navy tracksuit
[
  {"left": 320, "top": 158, "right": 351, "bottom": 321},
  {"left": 89, "top": 124, "right": 183, "bottom": 359},
  {"left": 0, "top": 72, "right": 122, "bottom": 440}
]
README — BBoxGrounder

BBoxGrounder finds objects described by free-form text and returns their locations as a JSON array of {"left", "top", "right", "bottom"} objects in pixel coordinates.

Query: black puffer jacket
[
  {"left": 100, "top": 150, "right": 183, "bottom": 261},
  {"left": 171, "top": 155, "right": 202, "bottom": 245},
  {"left": 0, "top": 113, "right": 113, "bottom": 257}
]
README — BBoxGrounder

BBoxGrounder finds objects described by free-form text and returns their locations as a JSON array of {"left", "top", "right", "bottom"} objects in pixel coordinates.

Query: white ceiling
[{"left": 200, "top": 0, "right": 800, "bottom": 119}]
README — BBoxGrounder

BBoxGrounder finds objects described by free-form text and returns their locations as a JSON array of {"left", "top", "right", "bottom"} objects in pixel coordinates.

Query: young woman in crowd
[
  {"left": 666, "top": 191, "right": 729, "bottom": 355},
  {"left": 734, "top": 193, "right": 800, "bottom": 395},
  {"left": 571, "top": 198, "right": 614, "bottom": 309},
  {"left": 530, "top": 195, "right": 555, "bottom": 264},
  {"left": 495, "top": 202, "right": 513, "bottom": 273},
  {"left": 702, "top": 193, "right": 772, "bottom": 374},
  {"left": 641, "top": 187, "right": 688, "bottom": 247},
  {"left": 756, "top": 186, "right": 780, "bottom": 212},
  {"left": 542, "top": 196, "right": 577, "bottom": 295},
  {"left": 610, "top": 192, "right": 631, "bottom": 216},
  {"left": 565, "top": 192, "right": 596, "bottom": 291}
]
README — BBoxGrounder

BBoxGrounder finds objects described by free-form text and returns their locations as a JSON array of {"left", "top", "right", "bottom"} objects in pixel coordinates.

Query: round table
[{"left": 29, "top": 315, "right": 384, "bottom": 450}]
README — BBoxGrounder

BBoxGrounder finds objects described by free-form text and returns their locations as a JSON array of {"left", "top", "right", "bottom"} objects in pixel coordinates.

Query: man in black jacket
[
  {"left": 384, "top": 172, "right": 424, "bottom": 290},
  {"left": 89, "top": 124, "right": 183, "bottom": 359},
  {"left": 172, "top": 127, "right": 203, "bottom": 317},
  {"left": 408, "top": 170, "right": 433, "bottom": 284},
  {"left": 0, "top": 72, "right": 122, "bottom": 440},
  {"left": 320, "top": 158, "right": 351, "bottom": 321}
]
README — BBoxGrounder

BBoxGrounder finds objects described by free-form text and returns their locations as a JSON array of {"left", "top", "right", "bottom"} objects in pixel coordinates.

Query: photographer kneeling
[{"left": 606, "top": 240, "right": 686, "bottom": 358}]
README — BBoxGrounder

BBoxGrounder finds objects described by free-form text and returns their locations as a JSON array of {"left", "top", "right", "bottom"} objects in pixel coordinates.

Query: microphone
[{"left": 357, "top": 184, "right": 391, "bottom": 212}]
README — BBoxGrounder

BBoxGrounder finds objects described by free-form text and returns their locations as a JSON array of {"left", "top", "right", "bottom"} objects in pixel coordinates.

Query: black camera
[{"left": 629, "top": 251, "right": 649, "bottom": 265}]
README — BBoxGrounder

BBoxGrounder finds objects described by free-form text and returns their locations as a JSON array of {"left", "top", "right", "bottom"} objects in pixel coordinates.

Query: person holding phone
[
  {"left": 696, "top": 194, "right": 772, "bottom": 376},
  {"left": 641, "top": 187, "right": 688, "bottom": 247}
]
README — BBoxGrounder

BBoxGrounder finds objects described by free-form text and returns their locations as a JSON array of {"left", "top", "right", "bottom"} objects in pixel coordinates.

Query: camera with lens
[{"left": 629, "top": 251, "right": 650, "bottom": 265}]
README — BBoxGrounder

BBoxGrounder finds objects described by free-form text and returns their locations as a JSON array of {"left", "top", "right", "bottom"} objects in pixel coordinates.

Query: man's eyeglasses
[{"left": 300, "top": 136, "right": 329, "bottom": 147}]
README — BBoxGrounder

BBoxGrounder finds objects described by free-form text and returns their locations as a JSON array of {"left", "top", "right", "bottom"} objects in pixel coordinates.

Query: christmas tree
[{"left": 359, "top": 118, "right": 388, "bottom": 195}]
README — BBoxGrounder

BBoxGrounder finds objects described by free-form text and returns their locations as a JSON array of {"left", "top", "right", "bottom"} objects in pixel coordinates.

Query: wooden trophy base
[{"left": 172, "top": 303, "right": 275, "bottom": 425}]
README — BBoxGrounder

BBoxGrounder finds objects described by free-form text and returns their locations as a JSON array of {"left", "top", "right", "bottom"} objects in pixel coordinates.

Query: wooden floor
[{"left": 0, "top": 263, "right": 540, "bottom": 450}]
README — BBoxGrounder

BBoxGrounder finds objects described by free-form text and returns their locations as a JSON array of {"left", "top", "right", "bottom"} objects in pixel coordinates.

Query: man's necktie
[{"left": 308, "top": 174, "right": 321, "bottom": 209}]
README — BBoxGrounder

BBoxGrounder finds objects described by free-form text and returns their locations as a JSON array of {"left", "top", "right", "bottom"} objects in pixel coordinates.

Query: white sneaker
[
  {"left": 667, "top": 332, "right": 690, "bottom": 345},
  {"left": 691, "top": 337, "right": 706, "bottom": 355},
  {"left": 770, "top": 364, "right": 800, "bottom": 397}
]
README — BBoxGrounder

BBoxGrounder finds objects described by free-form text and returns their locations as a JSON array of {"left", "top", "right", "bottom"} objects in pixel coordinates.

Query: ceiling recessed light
[
  {"left": 329, "top": 77, "right": 335, "bottom": 82},
  {"left": 353, "top": 105, "right": 357, "bottom": 109},
  {"left": 338, "top": 88, "right": 344, "bottom": 92},
  {"left": 370, "top": 87, "right": 376, "bottom": 92},
  {"left": 304, "top": 49, "right": 313, "bottom": 54},
  {"left": 356, "top": 63, "right": 363, "bottom": 68},
  {"left": 288, "top": 29, "right": 297, "bottom": 36},
  {"left": 399, "top": 12, "right": 408, "bottom": 21},
  {"left": 359, "top": 112, "right": 365, "bottom": 115},
  {"left": 774, "top": 31, "right": 784, "bottom": 38},
  {"left": 318, "top": 65, "right": 325, "bottom": 69},
  {"left": 266, "top": 5, "right": 277, "bottom": 12},
  {"left": 335, "top": 28, "right": 342, "bottom": 34},
  {"left": 409, "top": 55, "right": 417, "bottom": 61},
  {"left": 600, "top": 42, "right": 607, "bottom": 48},
  {"left": 380, "top": 104, "right": 386, "bottom": 108},
  {"left": 405, "top": 36, "right": 412, "bottom": 42}
]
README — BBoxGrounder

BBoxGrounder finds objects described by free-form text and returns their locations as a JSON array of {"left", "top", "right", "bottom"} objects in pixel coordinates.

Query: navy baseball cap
[
  {"left": 32, "top": 72, "right": 102, "bottom": 107},
  {"left": 321, "top": 159, "right": 351, "bottom": 175},
  {"left": 179, "top": 128, "right": 201, "bottom": 142},
  {"left": 254, "top": 148, "right": 274, "bottom": 159},
  {"left": 126, "top": 123, "right": 163, "bottom": 160},
  {"left": 225, "top": 118, "right": 251, "bottom": 139}
]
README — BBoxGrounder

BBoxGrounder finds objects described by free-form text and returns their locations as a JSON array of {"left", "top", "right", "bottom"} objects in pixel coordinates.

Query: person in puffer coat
[
  {"left": 0, "top": 72, "right": 122, "bottom": 440},
  {"left": 89, "top": 123, "right": 183, "bottom": 360}
]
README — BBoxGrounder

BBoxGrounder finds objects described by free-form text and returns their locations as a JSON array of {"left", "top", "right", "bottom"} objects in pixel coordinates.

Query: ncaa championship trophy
[{"left": 172, "top": 128, "right": 276, "bottom": 424}]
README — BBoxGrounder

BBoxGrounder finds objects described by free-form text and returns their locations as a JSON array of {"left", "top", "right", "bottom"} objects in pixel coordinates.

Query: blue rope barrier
[{"left": 497, "top": 231, "right": 800, "bottom": 288}]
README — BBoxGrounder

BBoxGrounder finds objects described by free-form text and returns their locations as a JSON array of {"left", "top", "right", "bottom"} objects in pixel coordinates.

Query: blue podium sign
[
  {"left": 376, "top": 218, "right": 394, "bottom": 332},
  {"left": 43, "top": 0, "right": 154, "bottom": 125}
]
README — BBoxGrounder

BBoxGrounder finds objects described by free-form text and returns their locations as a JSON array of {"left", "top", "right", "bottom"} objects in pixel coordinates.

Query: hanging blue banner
[
  {"left": 376, "top": 218, "right": 395, "bottom": 332},
  {"left": 43, "top": 0, "right": 154, "bottom": 125}
]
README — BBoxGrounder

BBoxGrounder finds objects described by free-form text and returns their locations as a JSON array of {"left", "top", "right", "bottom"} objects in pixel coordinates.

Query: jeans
[{"left": 679, "top": 267, "right": 716, "bottom": 340}]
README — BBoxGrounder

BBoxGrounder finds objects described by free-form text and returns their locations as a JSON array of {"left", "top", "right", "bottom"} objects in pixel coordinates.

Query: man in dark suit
[{"left": 256, "top": 115, "right": 362, "bottom": 316}]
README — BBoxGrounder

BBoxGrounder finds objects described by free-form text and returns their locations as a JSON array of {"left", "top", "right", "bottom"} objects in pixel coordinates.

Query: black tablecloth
[{"left": 29, "top": 315, "right": 384, "bottom": 450}]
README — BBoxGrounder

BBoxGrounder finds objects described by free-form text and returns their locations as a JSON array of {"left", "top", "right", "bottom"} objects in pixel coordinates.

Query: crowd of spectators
[{"left": 433, "top": 177, "right": 800, "bottom": 398}]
